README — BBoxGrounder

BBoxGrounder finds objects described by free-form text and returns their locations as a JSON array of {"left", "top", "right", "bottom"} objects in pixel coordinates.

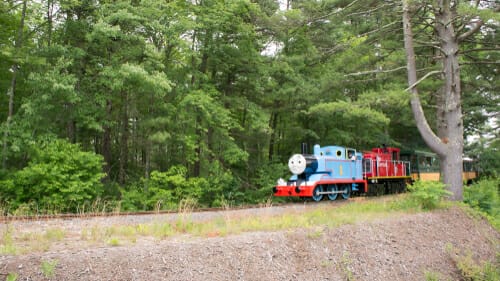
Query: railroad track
[
  {"left": 0, "top": 204, "right": 273, "bottom": 223},
  {"left": 0, "top": 197, "right": 371, "bottom": 223}
]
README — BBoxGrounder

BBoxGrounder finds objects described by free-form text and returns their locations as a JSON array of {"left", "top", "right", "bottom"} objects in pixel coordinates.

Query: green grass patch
[
  {"left": 106, "top": 237, "right": 121, "bottom": 246},
  {"left": 44, "top": 227, "right": 66, "bottom": 241},
  {"left": 424, "top": 270, "right": 442, "bottom": 281},
  {"left": 6, "top": 272, "right": 18, "bottom": 281},
  {"left": 40, "top": 259, "right": 58, "bottom": 278}
]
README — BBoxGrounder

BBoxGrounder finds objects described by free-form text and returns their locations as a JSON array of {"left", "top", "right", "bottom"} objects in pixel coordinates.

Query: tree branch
[
  {"left": 404, "top": 70, "right": 442, "bottom": 92},
  {"left": 458, "top": 19, "right": 483, "bottom": 43},
  {"left": 359, "top": 21, "right": 400, "bottom": 37},
  {"left": 461, "top": 61, "right": 500, "bottom": 65},
  {"left": 343, "top": 2, "right": 398, "bottom": 18},
  {"left": 310, "top": 0, "right": 362, "bottom": 22},
  {"left": 344, "top": 66, "right": 406, "bottom": 77},
  {"left": 461, "top": 47, "right": 500, "bottom": 54},
  {"left": 402, "top": 0, "right": 446, "bottom": 157}
]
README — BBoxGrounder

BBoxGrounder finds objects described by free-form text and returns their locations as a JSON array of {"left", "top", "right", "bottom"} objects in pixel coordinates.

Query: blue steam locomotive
[{"left": 273, "top": 144, "right": 411, "bottom": 201}]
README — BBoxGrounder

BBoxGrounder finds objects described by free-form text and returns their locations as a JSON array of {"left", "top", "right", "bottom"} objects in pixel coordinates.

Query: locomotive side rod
[{"left": 317, "top": 190, "right": 348, "bottom": 195}]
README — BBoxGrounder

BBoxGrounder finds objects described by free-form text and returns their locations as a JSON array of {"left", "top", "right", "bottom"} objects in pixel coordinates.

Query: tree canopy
[{"left": 0, "top": 0, "right": 497, "bottom": 211}]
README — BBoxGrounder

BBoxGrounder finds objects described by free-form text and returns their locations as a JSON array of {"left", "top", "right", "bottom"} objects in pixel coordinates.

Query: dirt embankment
[{"left": 1, "top": 206, "right": 498, "bottom": 281}]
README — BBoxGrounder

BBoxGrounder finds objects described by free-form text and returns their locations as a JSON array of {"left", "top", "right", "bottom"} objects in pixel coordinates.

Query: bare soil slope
[{"left": 1, "top": 206, "right": 498, "bottom": 281}]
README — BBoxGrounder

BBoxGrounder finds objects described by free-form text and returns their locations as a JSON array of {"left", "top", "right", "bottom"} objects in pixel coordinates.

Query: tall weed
[
  {"left": 0, "top": 225, "right": 17, "bottom": 255},
  {"left": 40, "top": 259, "right": 58, "bottom": 278},
  {"left": 445, "top": 243, "right": 499, "bottom": 281}
]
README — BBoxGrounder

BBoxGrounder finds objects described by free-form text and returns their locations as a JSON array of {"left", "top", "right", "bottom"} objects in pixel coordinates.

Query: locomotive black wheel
[
  {"left": 395, "top": 182, "right": 403, "bottom": 193},
  {"left": 377, "top": 184, "right": 385, "bottom": 196},
  {"left": 341, "top": 185, "right": 351, "bottom": 199},
  {"left": 385, "top": 183, "right": 391, "bottom": 195},
  {"left": 327, "top": 185, "right": 338, "bottom": 201},
  {"left": 311, "top": 185, "right": 324, "bottom": 202}
]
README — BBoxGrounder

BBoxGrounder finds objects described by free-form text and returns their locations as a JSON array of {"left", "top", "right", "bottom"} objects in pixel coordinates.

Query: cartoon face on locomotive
[{"left": 273, "top": 144, "right": 366, "bottom": 201}]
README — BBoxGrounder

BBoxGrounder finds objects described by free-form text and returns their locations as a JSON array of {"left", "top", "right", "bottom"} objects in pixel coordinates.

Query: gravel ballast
[{"left": 1, "top": 204, "right": 498, "bottom": 280}]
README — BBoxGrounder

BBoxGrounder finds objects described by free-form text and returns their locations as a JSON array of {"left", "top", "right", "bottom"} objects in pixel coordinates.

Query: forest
[{"left": 0, "top": 0, "right": 498, "bottom": 213}]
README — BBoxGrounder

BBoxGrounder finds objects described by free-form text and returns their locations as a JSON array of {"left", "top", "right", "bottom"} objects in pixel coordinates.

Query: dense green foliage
[
  {"left": 0, "top": 0, "right": 497, "bottom": 213},
  {"left": 467, "top": 139, "right": 500, "bottom": 178},
  {"left": 0, "top": 140, "right": 104, "bottom": 213},
  {"left": 464, "top": 178, "right": 500, "bottom": 229}
]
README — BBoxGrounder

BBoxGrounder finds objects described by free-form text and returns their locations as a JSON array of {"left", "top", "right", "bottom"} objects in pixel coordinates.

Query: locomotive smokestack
[{"left": 301, "top": 143, "right": 308, "bottom": 154}]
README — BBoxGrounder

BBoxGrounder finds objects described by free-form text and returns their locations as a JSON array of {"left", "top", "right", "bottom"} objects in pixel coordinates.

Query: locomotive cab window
[{"left": 347, "top": 149, "right": 356, "bottom": 160}]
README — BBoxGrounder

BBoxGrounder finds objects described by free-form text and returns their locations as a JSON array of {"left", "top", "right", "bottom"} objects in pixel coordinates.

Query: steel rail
[
  {"left": 0, "top": 202, "right": 302, "bottom": 223},
  {"left": 0, "top": 195, "right": 384, "bottom": 223}
]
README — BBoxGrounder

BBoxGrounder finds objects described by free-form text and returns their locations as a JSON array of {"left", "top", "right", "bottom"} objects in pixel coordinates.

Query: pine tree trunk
[
  {"left": 102, "top": 100, "right": 113, "bottom": 180},
  {"left": 47, "top": 0, "right": 53, "bottom": 47},
  {"left": 402, "top": 0, "right": 464, "bottom": 200},
  {"left": 434, "top": 1, "right": 464, "bottom": 200},
  {"left": 268, "top": 111, "right": 278, "bottom": 161},
  {"left": 193, "top": 114, "right": 202, "bottom": 177},
  {"left": 119, "top": 92, "right": 129, "bottom": 185},
  {"left": 2, "top": 0, "right": 27, "bottom": 169}
]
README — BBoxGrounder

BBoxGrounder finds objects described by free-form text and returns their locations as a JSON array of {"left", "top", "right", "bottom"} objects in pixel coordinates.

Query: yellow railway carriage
[
  {"left": 462, "top": 157, "right": 479, "bottom": 185},
  {"left": 400, "top": 150, "right": 478, "bottom": 184}
]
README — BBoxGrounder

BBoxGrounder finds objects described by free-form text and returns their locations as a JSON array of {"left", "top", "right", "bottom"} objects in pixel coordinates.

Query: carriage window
[
  {"left": 392, "top": 152, "right": 398, "bottom": 160},
  {"left": 363, "top": 159, "right": 372, "bottom": 173},
  {"left": 336, "top": 150, "right": 342, "bottom": 157},
  {"left": 463, "top": 161, "right": 474, "bottom": 172}
]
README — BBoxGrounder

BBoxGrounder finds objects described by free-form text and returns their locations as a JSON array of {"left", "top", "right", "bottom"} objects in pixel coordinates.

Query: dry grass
[
  {"left": 0, "top": 225, "right": 66, "bottom": 255},
  {"left": 77, "top": 196, "right": 413, "bottom": 244},
  {"left": 0, "top": 224, "right": 16, "bottom": 255}
]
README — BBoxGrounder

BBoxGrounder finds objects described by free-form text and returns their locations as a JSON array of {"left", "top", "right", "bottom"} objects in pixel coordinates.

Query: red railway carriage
[
  {"left": 363, "top": 147, "right": 408, "bottom": 178},
  {"left": 362, "top": 147, "right": 411, "bottom": 195}
]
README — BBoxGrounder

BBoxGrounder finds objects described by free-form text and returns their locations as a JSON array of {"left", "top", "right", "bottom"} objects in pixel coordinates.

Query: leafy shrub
[
  {"left": 246, "top": 162, "right": 288, "bottom": 203},
  {"left": 119, "top": 186, "right": 147, "bottom": 211},
  {"left": 407, "top": 180, "right": 452, "bottom": 210},
  {"left": 464, "top": 178, "right": 500, "bottom": 229},
  {"left": 3, "top": 139, "right": 105, "bottom": 213},
  {"left": 147, "top": 166, "right": 200, "bottom": 209},
  {"left": 120, "top": 167, "right": 186, "bottom": 211},
  {"left": 121, "top": 164, "right": 232, "bottom": 210}
]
